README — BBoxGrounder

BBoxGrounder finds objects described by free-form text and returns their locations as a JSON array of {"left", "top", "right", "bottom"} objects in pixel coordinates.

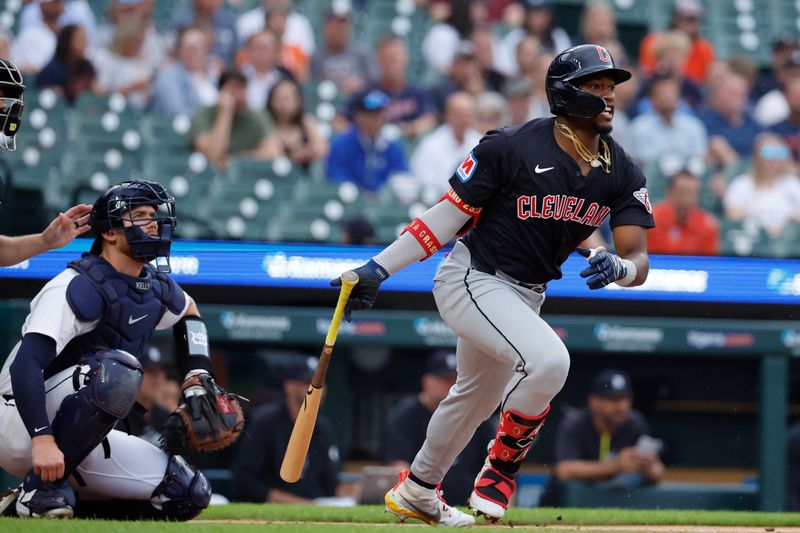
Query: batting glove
[
  {"left": 330, "top": 259, "right": 389, "bottom": 321},
  {"left": 576, "top": 247, "right": 628, "bottom": 290}
]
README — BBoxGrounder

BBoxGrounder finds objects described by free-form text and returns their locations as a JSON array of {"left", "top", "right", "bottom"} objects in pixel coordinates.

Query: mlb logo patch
[
  {"left": 456, "top": 151, "right": 478, "bottom": 182},
  {"left": 633, "top": 187, "right": 652, "bottom": 213}
]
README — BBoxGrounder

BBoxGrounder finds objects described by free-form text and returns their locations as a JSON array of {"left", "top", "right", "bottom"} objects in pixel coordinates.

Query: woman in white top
[{"left": 724, "top": 133, "right": 800, "bottom": 237}]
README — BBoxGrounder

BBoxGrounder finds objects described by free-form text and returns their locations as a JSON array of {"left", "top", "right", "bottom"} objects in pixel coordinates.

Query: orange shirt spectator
[
  {"left": 639, "top": 0, "right": 714, "bottom": 83},
  {"left": 648, "top": 171, "right": 720, "bottom": 255},
  {"left": 640, "top": 33, "right": 714, "bottom": 84}
]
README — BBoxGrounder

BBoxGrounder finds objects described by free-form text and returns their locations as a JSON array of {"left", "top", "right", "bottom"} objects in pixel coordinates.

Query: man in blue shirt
[{"left": 326, "top": 89, "right": 408, "bottom": 192}]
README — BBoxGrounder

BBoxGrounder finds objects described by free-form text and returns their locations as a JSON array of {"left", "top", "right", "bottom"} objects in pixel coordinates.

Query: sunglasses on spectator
[{"left": 760, "top": 145, "right": 790, "bottom": 160}]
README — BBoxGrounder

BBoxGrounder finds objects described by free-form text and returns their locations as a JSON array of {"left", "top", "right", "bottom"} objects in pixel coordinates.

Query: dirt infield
[{"left": 194, "top": 520, "right": 800, "bottom": 532}]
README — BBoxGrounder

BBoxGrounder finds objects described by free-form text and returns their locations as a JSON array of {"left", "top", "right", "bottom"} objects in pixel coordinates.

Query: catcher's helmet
[
  {"left": 0, "top": 59, "right": 25, "bottom": 150},
  {"left": 89, "top": 180, "right": 177, "bottom": 272},
  {"left": 545, "top": 44, "right": 631, "bottom": 119}
]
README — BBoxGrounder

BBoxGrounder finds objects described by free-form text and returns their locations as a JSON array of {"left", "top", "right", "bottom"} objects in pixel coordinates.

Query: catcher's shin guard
[
  {"left": 470, "top": 407, "right": 549, "bottom": 520},
  {"left": 151, "top": 455, "right": 211, "bottom": 521},
  {"left": 47, "top": 350, "right": 143, "bottom": 484}
]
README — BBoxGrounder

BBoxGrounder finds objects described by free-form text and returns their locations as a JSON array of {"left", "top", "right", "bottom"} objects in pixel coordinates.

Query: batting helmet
[
  {"left": 545, "top": 44, "right": 631, "bottom": 119},
  {"left": 0, "top": 59, "right": 25, "bottom": 151},
  {"left": 89, "top": 180, "right": 177, "bottom": 271}
]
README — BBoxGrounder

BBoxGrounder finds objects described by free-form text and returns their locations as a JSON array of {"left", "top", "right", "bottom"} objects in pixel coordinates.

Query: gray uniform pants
[{"left": 410, "top": 241, "right": 571, "bottom": 485}]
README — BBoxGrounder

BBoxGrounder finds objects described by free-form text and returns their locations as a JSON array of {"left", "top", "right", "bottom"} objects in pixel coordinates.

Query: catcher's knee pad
[
  {"left": 51, "top": 350, "right": 143, "bottom": 477},
  {"left": 82, "top": 348, "right": 143, "bottom": 418},
  {"left": 151, "top": 455, "right": 211, "bottom": 521}
]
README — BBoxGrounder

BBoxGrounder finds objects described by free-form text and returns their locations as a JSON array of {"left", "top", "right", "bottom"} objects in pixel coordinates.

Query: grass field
[{"left": 3, "top": 504, "right": 800, "bottom": 532}]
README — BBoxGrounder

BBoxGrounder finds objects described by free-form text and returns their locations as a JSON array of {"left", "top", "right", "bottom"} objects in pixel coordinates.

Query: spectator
[
  {"left": 95, "top": 0, "right": 166, "bottom": 75},
  {"left": 527, "top": 51, "right": 554, "bottom": 119},
  {"left": 310, "top": 10, "right": 377, "bottom": 96},
  {"left": 18, "top": 0, "right": 96, "bottom": 45},
  {"left": 639, "top": 0, "right": 715, "bottom": 84},
  {"left": 171, "top": 0, "right": 238, "bottom": 66},
  {"left": 786, "top": 422, "right": 800, "bottom": 511},
  {"left": 264, "top": 78, "right": 328, "bottom": 171},
  {"left": 36, "top": 24, "right": 97, "bottom": 103},
  {"left": 411, "top": 92, "right": 482, "bottom": 196},
  {"left": 263, "top": 4, "right": 309, "bottom": 83},
  {"left": 125, "top": 345, "right": 179, "bottom": 444},
  {"left": 471, "top": 27, "right": 506, "bottom": 93},
  {"left": 636, "top": 30, "right": 703, "bottom": 114},
  {"left": 576, "top": 0, "right": 625, "bottom": 63},
  {"left": 11, "top": 0, "right": 64, "bottom": 74},
  {"left": 504, "top": 77, "right": 534, "bottom": 126},
  {"left": 151, "top": 26, "right": 220, "bottom": 117},
  {"left": 189, "top": 68, "right": 278, "bottom": 170},
  {"left": 341, "top": 215, "right": 376, "bottom": 245},
  {"left": 327, "top": 89, "right": 408, "bottom": 192},
  {"left": 753, "top": 36, "right": 799, "bottom": 101},
  {"left": 240, "top": 30, "right": 293, "bottom": 111},
  {"left": 382, "top": 351, "right": 496, "bottom": 506},
  {"left": 496, "top": 0, "right": 571, "bottom": 77},
  {"left": 237, "top": 0, "right": 315, "bottom": 60},
  {"left": 513, "top": 34, "right": 541, "bottom": 89},
  {"left": 92, "top": 15, "right": 156, "bottom": 108},
  {"left": 343, "top": 35, "right": 436, "bottom": 139},
  {"left": 769, "top": 76, "right": 800, "bottom": 160},
  {"left": 699, "top": 71, "right": 762, "bottom": 167},
  {"left": 628, "top": 73, "right": 708, "bottom": 168},
  {"left": 0, "top": 31, "right": 10, "bottom": 60},
  {"left": 539, "top": 369, "right": 665, "bottom": 507},
  {"left": 429, "top": 44, "right": 487, "bottom": 115},
  {"left": 724, "top": 133, "right": 800, "bottom": 238},
  {"left": 474, "top": 91, "right": 510, "bottom": 134},
  {"left": 648, "top": 171, "right": 720, "bottom": 256},
  {"left": 422, "top": 0, "right": 485, "bottom": 74},
  {"left": 754, "top": 51, "right": 800, "bottom": 128},
  {"left": 231, "top": 356, "right": 340, "bottom": 503}
]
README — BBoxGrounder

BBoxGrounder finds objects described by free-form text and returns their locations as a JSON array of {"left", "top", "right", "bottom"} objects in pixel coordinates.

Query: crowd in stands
[{"left": 4, "top": 0, "right": 800, "bottom": 256}]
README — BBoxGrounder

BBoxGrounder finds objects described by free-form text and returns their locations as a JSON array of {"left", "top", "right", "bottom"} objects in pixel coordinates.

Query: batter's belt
[{"left": 469, "top": 254, "right": 547, "bottom": 294}]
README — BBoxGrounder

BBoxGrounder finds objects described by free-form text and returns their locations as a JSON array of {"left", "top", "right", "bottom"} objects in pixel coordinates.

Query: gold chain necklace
[{"left": 555, "top": 121, "right": 611, "bottom": 173}]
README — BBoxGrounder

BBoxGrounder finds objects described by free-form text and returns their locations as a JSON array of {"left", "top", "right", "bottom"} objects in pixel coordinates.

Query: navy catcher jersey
[{"left": 449, "top": 117, "right": 655, "bottom": 284}]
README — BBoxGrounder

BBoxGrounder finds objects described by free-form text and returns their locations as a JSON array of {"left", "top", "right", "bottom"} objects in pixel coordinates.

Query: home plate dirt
[{"left": 193, "top": 520, "right": 800, "bottom": 532}]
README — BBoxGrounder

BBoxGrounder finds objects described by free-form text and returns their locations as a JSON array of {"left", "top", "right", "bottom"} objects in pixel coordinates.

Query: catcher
[{"left": 0, "top": 180, "right": 243, "bottom": 520}]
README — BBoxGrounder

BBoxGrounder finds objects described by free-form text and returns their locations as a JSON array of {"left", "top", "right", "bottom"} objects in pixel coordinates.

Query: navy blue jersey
[{"left": 449, "top": 118, "right": 655, "bottom": 284}]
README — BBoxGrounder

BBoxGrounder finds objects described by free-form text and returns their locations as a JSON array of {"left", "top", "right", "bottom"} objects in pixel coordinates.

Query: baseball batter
[
  {"left": 0, "top": 180, "right": 242, "bottom": 520},
  {"left": 333, "top": 44, "right": 655, "bottom": 527}
]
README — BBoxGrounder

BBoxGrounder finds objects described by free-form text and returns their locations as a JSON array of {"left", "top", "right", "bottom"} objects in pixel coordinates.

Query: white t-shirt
[
  {"left": 10, "top": 23, "right": 56, "bottom": 73},
  {"left": 237, "top": 8, "right": 315, "bottom": 55},
  {"left": 0, "top": 269, "right": 190, "bottom": 395},
  {"left": 410, "top": 124, "right": 482, "bottom": 196},
  {"left": 724, "top": 173, "right": 800, "bottom": 232}
]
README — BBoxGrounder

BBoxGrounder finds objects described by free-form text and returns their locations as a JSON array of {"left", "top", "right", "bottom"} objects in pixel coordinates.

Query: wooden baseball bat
[{"left": 280, "top": 270, "right": 359, "bottom": 483}]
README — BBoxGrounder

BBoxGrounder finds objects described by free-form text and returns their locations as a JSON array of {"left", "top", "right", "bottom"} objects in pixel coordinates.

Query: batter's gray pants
[{"left": 411, "top": 240, "right": 570, "bottom": 485}]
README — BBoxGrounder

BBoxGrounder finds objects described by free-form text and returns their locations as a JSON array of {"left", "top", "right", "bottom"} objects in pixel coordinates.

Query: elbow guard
[
  {"left": 174, "top": 316, "right": 211, "bottom": 376},
  {"left": 440, "top": 189, "right": 482, "bottom": 236}
]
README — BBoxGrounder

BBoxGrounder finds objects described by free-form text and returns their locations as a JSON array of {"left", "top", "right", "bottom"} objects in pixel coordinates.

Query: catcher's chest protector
[{"left": 61, "top": 254, "right": 184, "bottom": 365}]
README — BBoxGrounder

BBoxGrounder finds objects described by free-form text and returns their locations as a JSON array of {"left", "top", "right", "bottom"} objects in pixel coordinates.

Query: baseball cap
[
  {"left": 141, "top": 345, "right": 164, "bottom": 370},
  {"left": 674, "top": 0, "right": 703, "bottom": 18},
  {"left": 285, "top": 356, "right": 318, "bottom": 383},
  {"left": 782, "top": 50, "right": 800, "bottom": 70},
  {"left": 356, "top": 89, "right": 390, "bottom": 112},
  {"left": 590, "top": 369, "right": 633, "bottom": 398},
  {"left": 424, "top": 350, "right": 458, "bottom": 378},
  {"left": 523, "top": 0, "right": 552, "bottom": 10}
]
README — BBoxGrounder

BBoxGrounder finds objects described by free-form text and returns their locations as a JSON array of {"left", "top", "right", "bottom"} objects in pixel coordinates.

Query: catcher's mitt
[{"left": 161, "top": 373, "right": 244, "bottom": 455}]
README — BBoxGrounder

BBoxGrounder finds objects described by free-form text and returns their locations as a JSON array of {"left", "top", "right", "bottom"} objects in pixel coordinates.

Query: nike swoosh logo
[
  {"left": 34, "top": 426, "right": 47, "bottom": 433},
  {"left": 535, "top": 165, "right": 554, "bottom": 174},
  {"left": 128, "top": 314, "right": 148, "bottom": 325}
]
